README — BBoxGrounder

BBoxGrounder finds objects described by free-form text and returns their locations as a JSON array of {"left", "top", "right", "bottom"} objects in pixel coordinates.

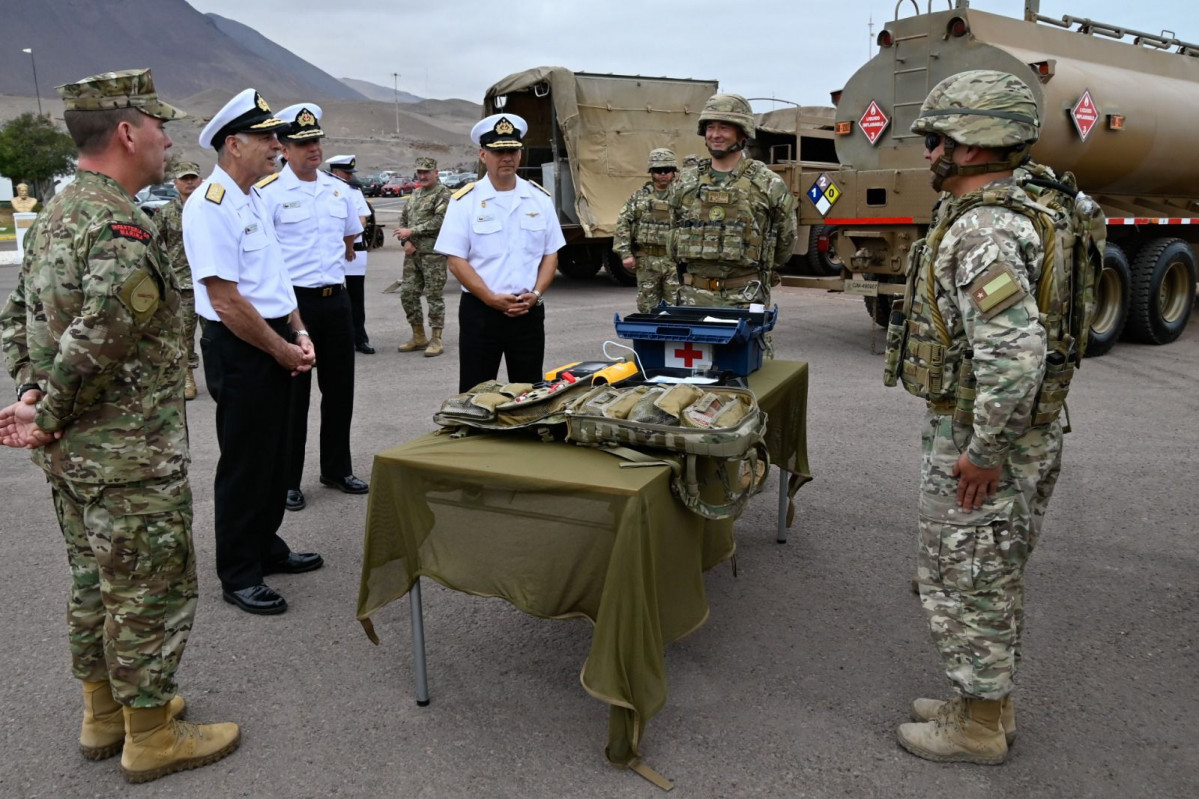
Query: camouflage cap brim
[{"left": 56, "top": 68, "right": 187, "bottom": 121}]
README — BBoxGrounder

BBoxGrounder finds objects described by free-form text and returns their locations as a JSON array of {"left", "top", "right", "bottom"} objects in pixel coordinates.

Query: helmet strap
[{"left": 931, "top": 140, "right": 1028, "bottom": 191}]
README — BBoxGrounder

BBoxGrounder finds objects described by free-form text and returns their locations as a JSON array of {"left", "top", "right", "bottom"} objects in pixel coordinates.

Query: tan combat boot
[
  {"left": 184, "top": 368, "right": 197, "bottom": 401},
  {"left": 911, "top": 694, "right": 1016, "bottom": 745},
  {"left": 80, "top": 680, "right": 186, "bottom": 761},
  {"left": 896, "top": 696, "right": 1008, "bottom": 764},
  {"left": 120, "top": 705, "right": 240, "bottom": 783},
  {"left": 397, "top": 324, "right": 428, "bottom": 352},
  {"left": 424, "top": 327, "right": 444, "bottom": 357}
]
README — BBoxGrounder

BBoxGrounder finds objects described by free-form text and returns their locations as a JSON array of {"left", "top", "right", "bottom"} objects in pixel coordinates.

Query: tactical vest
[
  {"left": 675, "top": 161, "right": 771, "bottom": 271},
  {"left": 884, "top": 166, "right": 1103, "bottom": 429},
  {"left": 632, "top": 193, "right": 672, "bottom": 255}
]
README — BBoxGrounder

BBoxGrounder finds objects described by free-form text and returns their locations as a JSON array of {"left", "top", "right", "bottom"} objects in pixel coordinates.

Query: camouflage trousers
[
  {"left": 47, "top": 472, "right": 198, "bottom": 707},
  {"left": 635, "top": 255, "right": 680, "bottom": 314},
  {"left": 181, "top": 288, "right": 198, "bottom": 369},
  {"left": 677, "top": 277, "right": 773, "bottom": 357},
  {"left": 401, "top": 251, "right": 448, "bottom": 328},
  {"left": 916, "top": 412, "right": 1063, "bottom": 700}
]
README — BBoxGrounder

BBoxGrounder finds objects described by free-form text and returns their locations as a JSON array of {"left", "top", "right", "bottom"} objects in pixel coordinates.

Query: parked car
[
  {"left": 443, "top": 173, "right": 476, "bottom": 190},
  {"left": 135, "top": 183, "right": 179, "bottom": 216},
  {"left": 380, "top": 177, "right": 417, "bottom": 197},
  {"left": 358, "top": 173, "right": 387, "bottom": 197}
]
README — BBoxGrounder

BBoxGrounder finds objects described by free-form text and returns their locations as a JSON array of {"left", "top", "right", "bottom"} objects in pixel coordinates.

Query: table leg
[
  {"left": 409, "top": 577, "right": 430, "bottom": 706},
  {"left": 776, "top": 467, "right": 790, "bottom": 544}
]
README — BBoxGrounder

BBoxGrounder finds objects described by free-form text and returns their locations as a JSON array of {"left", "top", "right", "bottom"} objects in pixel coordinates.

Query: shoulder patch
[
  {"left": 116, "top": 267, "right": 161, "bottom": 321},
  {"left": 107, "top": 222, "right": 152, "bottom": 243},
  {"left": 529, "top": 180, "right": 551, "bottom": 196},
  {"left": 452, "top": 182, "right": 475, "bottom": 200},
  {"left": 254, "top": 173, "right": 280, "bottom": 190},
  {"left": 966, "top": 262, "right": 1028, "bottom": 320},
  {"left": 205, "top": 183, "right": 226, "bottom": 204}
]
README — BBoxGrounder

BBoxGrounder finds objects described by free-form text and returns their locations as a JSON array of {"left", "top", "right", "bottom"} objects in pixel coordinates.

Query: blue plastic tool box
[{"left": 613, "top": 304, "right": 777, "bottom": 377}]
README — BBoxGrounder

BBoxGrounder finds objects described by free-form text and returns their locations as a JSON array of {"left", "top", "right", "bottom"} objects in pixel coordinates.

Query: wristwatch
[
  {"left": 531, "top": 289, "right": 544, "bottom": 306},
  {"left": 292, "top": 329, "right": 310, "bottom": 342},
  {"left": 17, "top": 382, "right": 41, "bottom": 401}
]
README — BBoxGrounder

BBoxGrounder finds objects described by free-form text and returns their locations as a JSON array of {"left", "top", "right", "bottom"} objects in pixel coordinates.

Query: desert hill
[
  {"left": 0, "top": 0, "right": 364, "bottom": 102},
  {"left": 341, "top": 78, "right": 423, "bottom": 105}
]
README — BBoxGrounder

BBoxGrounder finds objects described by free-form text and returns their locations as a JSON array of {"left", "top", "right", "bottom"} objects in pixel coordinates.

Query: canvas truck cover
[{"left": 485, "top": 67, "right": 717, "bottom": 238}]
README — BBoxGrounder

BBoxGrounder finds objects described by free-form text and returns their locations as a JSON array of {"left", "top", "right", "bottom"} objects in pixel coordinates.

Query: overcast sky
[{"left": 185, "top": 0, "right": 1193, "bottom": 109}]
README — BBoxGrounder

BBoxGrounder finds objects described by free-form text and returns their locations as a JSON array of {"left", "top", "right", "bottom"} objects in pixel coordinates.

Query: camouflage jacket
[
  {"left": 0, "top": 170, "right": 188, "bottom": 483},
  {"left": 400, "top": 182, "right": 452, "bottom": 253},
  {"left": 613, "top": 182, "right": 672, "bottom": 259},
  {"left": 155, "top": 195, "right": 192, "bottom": 290},
  {"left": 904, "top": 176, "right": 1047, "bottom": 469},
  {"left": 668, "top": 156, "right": 797, "bottom": 278}
]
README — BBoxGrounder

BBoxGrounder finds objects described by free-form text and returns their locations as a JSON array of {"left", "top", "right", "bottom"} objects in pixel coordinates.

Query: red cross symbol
[{"left": 672, "top": 343, "right": 705, "bottom": 367}]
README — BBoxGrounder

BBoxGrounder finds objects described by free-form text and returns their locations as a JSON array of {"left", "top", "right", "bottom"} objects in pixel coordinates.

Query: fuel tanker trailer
[{"left": 791, "top": 0, "right": 1199, "bottom": 354}]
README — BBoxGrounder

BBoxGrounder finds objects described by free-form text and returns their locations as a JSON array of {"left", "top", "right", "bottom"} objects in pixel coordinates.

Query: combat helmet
[
  {"left": 911, "top": 70, "right": 1039, "bottom": 189},
  {"left": 697, "top": 93, "right": 755, "bottom": 139},
  {"left": 647, "top": 148, "right": 678, "bottom": 171}
]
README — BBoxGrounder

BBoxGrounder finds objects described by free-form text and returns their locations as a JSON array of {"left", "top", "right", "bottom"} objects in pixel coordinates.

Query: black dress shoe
[
  {"left": 263, "top": 551, "right": 324, "bottom": 575},
  {"left": 319, "top": 474, "right": 369, "bottom": 494},
  {"left": 285, "top": 489, "right": 306, "bottom": 511},
  {"left": 356, "top": 342, "right": 376, "bottom": 355},
  {"left": 223, "top": 584, "right": 288, "bottom": 615}
]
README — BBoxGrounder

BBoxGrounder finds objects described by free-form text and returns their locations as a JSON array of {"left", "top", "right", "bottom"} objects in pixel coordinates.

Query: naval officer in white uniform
[
  {"left": 184, "top": 88, "right": 323, "bottom": 616},
  {"left": 434, "top": 113, "right": 565, "bottom": 392}
]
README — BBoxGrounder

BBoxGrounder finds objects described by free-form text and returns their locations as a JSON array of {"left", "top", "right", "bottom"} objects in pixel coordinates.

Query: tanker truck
[{"left": 784, "top": 0, "right": 1199, "bottom": 355}]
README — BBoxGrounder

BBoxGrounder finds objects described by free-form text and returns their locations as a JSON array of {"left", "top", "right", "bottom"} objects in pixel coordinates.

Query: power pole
[{"left": 392, "top": 72, "right": 401, "bottom": 135}]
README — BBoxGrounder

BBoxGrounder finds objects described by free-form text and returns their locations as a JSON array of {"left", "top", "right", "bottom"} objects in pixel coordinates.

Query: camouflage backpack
[
  {"left": 566, "top": 383, "right": 769, "bottom": 520},
  {"left": 433, "top": 379, "right": 591, "bottom": 441}
]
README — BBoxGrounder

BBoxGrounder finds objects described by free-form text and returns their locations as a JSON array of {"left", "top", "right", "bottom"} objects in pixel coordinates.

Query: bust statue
[{"left": 10, "top": 182, "right": 36, "bottom": 213}]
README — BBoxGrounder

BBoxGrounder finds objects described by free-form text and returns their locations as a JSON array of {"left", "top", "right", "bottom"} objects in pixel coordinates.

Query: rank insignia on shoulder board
[{"left": 206, "top": 183, "right": 225, "bottom": 204}]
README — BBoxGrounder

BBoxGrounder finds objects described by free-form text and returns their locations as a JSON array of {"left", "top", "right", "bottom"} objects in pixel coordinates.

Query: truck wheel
[
  {"left": 1126, "top": 237, "right": 1196, "bottom": 345},
  {"left": 557, "top": 244, "right": 602, "bottom": 279},
  {"left": 863, "top": 296, "right": 892, "bottom": 327},
  {"left": 604, "top": 249, "right": 638, "bottom": 286},
  {"left": 1085, "top": 243, "right": 1130, "bottom": 357},
  {"left": 806, "top": 225, "right": 843, "bottom": 277}
]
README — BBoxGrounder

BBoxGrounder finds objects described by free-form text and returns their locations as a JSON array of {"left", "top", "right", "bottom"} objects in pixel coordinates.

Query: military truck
[
  {"left": 481, "top": 67, "right": 716, "bottom": 285},
  {"left": 784, "top": 0, "right": 1199, "bottom": 355}
]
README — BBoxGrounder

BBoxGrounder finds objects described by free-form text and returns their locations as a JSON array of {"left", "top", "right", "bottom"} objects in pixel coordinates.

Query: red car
[{"left": 380, "top": 177, "right": 417, "bottom": 197}]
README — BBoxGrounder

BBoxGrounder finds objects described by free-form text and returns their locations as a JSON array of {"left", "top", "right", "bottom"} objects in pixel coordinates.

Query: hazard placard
[
  {"left": 806, "top": 172, "right": 841, "bottom": 216},
  {"left": 1070, "top": 90, "right": 1100, "bottom": 141},
  {"left": 859, "top": 100, "right": 890, "bottom": 145}
]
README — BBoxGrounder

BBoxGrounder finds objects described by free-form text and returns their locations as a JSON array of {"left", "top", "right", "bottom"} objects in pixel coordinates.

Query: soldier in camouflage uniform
[
  {"left": 886, "top": 71, "right": 1065, "bottom": 765},
  {"left": 0, "top": 69, "right": 239, "bottom": 783},
  {"left": 153, "top": 161, "right": 203, "bottom": 400},
  {"left": 394, "top": 156, "right": 452, "bottom": 356},
  {"left": 669, "top": 93, "right": 797, "bottom": 309},
  {"left": 614, "top": 148, "right": 680, "bottom": 313}
]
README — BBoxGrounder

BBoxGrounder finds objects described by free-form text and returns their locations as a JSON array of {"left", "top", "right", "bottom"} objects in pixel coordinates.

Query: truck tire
[
  {"left": 557, "top": 244, "right": 602, "bottom": 279},
  {"left": 863, "top": 296, "right": 892, "bottom": 327},
  {"left": 1126, "top": 237, "right": 1197, "bottom": 345},
  {"left": 1085, "top": 243, "right": 1130, "bottom": 357},
  {"left": 604, "top": 249, "right": 638, "bottom": 286},
  {"left": 806, "top": 225, "right": 843, "bottom": 277}
]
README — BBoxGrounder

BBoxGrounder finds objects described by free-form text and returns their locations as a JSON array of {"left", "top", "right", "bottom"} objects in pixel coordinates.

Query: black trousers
[
  {"left": 457, "top": 290, "right": 545, "bottom": 392},
  {"left": 287, "top": 287, "right": 356, "bottom": 489},
  {"left": 346, "top": 274, "right": 368, "bottom": 346},
  {"left": 200, "top": 318, "right": 292, "bottom": 591}
]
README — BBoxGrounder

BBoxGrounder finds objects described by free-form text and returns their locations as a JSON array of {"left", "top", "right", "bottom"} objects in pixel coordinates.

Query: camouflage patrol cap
[
  {"left": 911, "top": 70, "right": 1040, "bottom": 148},
  {"left": 698, "top": 93, "right": 755, "bottom": 138},
  {"left": 415, "top": 156, "right": 438, "bottom": 171},
  {"left": 173, "top": 161, "right": 201, "bottom": 179},
  {"left": 56, "top": 68, "right": 185, "bottom": 121},
  {"left": 647, "top": 148, "right": 677, "bottom": 170}
]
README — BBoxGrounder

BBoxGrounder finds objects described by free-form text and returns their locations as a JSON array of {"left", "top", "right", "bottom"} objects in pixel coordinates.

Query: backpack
[
  {"left": 432, "top": 379, "right": 591, "bottom": 441},
  {"left": 566, "top": 383, "right": 770, "bottom": 520}
]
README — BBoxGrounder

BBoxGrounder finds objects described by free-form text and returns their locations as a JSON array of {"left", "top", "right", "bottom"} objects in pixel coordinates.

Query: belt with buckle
[
  {"left": 683, "top": 273, "right": 757, "bottom": 291},
  {"left": 294, "top": 284, "right": 344, "bottom": 298}
]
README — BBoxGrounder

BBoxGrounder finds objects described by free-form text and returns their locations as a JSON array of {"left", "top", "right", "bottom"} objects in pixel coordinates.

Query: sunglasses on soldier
[
  {"left": 924, "top": 133, "right": 945, "bottom": 151},
  {"left": 650, "top": 167, "right": 676, "bottom": 175}
]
